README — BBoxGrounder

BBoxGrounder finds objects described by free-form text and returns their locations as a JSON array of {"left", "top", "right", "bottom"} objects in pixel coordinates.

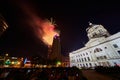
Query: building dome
[{"left": 86, "top": 22, "right": 110, "bottom": 40}]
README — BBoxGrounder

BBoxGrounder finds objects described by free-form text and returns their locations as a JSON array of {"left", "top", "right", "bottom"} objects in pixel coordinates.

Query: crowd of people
[
  {"left": 95, "top": 66, "right": 120, "bottom": 73},
  {"left": 95, "top": 66, "right": 120, "bottom": 80},
  {"left": 0, "top": 67, "right": 87, "bottom": 80}
]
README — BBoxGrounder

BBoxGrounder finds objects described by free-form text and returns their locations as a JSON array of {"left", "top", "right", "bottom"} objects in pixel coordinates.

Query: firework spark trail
[
  {"left": 41, "top": 20, "right": 59, "bottom": 46},
  {"left": 13, "top": 0, "right": 59, "bottom": 46},
  {"left": 31, "top": 17, "right": 59, "bottom": 46}
]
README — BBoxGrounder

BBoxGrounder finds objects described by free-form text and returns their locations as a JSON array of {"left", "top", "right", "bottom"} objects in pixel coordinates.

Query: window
[
  {"left": 104, "top": 56, "right": 107, "bottom": 59},
  {"left": 118, "top": 51, "right": 120, "bottom": 55},
  {"left": 93, "top": 33, "right": 97, "bottom": 37},
  {"left": 80, "top": 64, "right": 82, "bottom": 67},
  {"left": 107, "top": 62, "right": 110, "bottom": 66},
  {"left": 99, "top": 48, "right": 102, "bottom": 51},
  {"left": 86, "top": 63, "right": 88, "bottom": 67},
  {"left": 97, "top": 57, "right": 99, "bottom": 60},
  {"left": 96, "top": 48, "right": 99, "bottom": 52},
  {"left": 81, "top": 54, "right": 82, "bottom": 56},
  {"left": 98, "top": 29, "right": 103, "bottom": 34},
  {"left": 79, "top": 59, "right": 81, "bottom": 62},
  {"left": 82, "top": 58, "right": 84, "bottom": 62},
  {"left": 94, "top": 48, "right": 103, "bottom": 53},
  {"left": 94, "top": 63, "right": 97, "bottom": 66},
  {"left": 104, "top": 47, "right": 107, "bottom": 49},
  {"left": 94, "top": 50, "right": 96, "bottom": 53},
  {"left": 77, "top": 59, "right": 79, "bottom": 62},
  {"left": 113, "top": 44, "right": 118, "bottom": 48},
  {"left": 83, "top": 53, "right": 85, "bottom": 56},
  {"left": 87, "top": 57, "right": 90, "bottom": 61},
  {"left": 89, "top": 63, "right": 92, "bottom": 67},
  {"left": 84, "top": 58, "right": 87, "bottom": 61},
  {"left": 100, "top": 56, "right": 103, "bottom": 59},
  {"left": 86, "top": 52, "right": 88, "bottom": 55},
  {"left": 83, "top": 64, "right": 85, "bottom": 67}
]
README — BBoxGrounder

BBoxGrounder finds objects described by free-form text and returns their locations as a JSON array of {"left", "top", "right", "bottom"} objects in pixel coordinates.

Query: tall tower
[{"left": 49, "top": 34, "right": 62, "bottom": 63}]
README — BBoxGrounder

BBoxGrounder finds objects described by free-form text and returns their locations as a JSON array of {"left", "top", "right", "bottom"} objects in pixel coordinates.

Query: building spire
[{"left": 88, "top": 21, "right": 92, "bottom": 26}]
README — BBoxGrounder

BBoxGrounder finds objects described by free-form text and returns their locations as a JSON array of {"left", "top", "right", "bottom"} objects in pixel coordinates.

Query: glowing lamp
[
  {"left": 56, "top": 61, "right": 61, "bottom": 65},
  {"left": 11, "top": 61, "right": 14, "bottom": 64}
]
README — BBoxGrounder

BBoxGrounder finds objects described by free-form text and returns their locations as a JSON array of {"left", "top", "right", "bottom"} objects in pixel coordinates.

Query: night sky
[{"left": 0, "top": 0, "right": 120, "bottom": 57}]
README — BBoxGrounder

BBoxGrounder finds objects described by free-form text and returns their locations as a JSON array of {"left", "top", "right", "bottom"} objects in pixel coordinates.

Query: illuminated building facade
[
  {"left": 0, "top": 15, "right": 8, "bottom": 36},
  {"left": 69, "top": 23, "right": 120, "bottom": 68}
]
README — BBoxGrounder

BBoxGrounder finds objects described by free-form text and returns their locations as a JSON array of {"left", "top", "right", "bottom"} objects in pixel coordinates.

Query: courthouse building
[{"left": 69, "top": 23, "right": 120, "bottom": 68}]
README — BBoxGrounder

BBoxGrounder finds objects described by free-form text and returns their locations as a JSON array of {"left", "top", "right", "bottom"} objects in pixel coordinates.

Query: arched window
[
  {"left": 86, "top": 52, "right": 88, "bottom": 55},
  {"left": 94, "top": 48, "right": 103, "bottom": 53}
]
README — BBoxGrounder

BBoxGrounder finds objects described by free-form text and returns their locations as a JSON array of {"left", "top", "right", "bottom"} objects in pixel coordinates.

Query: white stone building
[{"left": 69, "top": 23, "right": 120, "bottom": 68}]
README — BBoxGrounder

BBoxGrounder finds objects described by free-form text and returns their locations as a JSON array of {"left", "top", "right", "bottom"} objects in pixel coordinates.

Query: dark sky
[{"left": 0, "top": 0, "right": 120, "bottom": 57}]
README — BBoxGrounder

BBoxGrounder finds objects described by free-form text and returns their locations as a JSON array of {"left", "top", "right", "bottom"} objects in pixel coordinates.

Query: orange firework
[
  {"left": 41, "top": 19, "right": 59, "bottom": 46},
  {"left": 28, "top": 17, "right": 59, "bottom": 46},
  {"left": 14, "top": 0, "right": 59, "bottom": 46}
]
